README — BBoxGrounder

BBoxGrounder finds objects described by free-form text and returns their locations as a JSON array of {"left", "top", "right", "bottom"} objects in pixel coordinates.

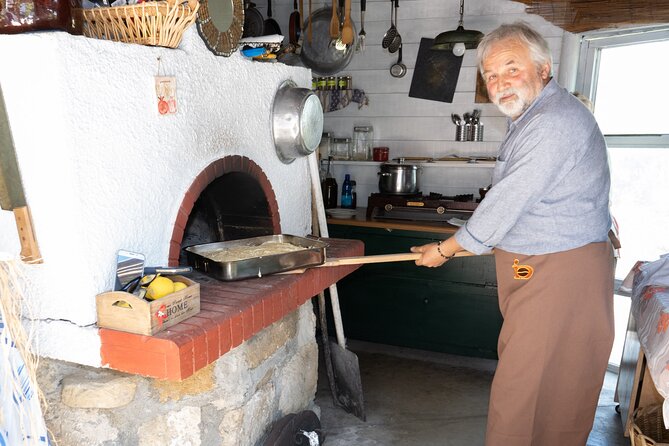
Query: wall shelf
[{"left": 322, "top": 160, "right": 496, "bottom": 169}]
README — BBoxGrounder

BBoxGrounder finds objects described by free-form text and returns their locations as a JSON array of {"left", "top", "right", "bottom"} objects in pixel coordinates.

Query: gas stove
[{"left": 366, "top": 192, "right": 478, "bottom": 222}]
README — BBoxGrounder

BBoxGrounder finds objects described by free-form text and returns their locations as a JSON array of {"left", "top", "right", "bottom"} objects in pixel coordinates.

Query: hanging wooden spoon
[
  {"left": 340, "top": 0, "right": 354, "bottom": 45},
  {"left": 329, "top": 0, "right": 339, "bottom": 39}
]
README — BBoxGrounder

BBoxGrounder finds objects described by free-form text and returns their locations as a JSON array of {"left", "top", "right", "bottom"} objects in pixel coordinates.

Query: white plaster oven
[{"left": 0, "top": 28, "right": 315, "bottom": 367}]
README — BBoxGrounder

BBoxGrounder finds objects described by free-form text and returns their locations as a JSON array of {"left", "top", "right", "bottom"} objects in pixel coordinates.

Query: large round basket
[{"left": 76, "top": 0, "right": 199, "bottom": 48}]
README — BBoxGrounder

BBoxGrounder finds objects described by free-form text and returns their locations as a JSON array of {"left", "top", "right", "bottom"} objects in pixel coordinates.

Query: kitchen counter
[{"left": 325, "top": 207, "right": 460, "bottom": 235}]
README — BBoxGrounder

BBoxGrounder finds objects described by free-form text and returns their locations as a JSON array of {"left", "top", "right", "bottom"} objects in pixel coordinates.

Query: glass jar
[
  {"left": 331, "top": 138, "right": 351, "bottom": 160},
  {"left": 318, "top": 132, "right": 332, "bottom": 160},
  {"left": 352, "top": 126, "right": 373, "bottom": 161}
]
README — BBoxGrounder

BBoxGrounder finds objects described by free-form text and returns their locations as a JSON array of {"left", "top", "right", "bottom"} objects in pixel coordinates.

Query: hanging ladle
[
  {"left": 390, "top": 44, "right": 406, "bottom": 78},
  {"left": 381, "top": 0, "right": 396, "bottom": 49},
  {"left": 387, "top": 0, "right": 401, "bottom": 53}
]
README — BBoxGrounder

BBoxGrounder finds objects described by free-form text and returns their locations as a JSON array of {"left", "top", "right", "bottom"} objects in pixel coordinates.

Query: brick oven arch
[{"left": 168, "top": 156, "right": 281, "bottom": 265}]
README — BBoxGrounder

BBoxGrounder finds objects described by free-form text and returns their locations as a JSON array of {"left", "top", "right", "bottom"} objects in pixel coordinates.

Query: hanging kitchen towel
[
  {"left": 409, "top": 38, "right": 463, "bottom": 103},
  {"left": 316, "top": 89, "right": 369, "bottom": 113}
]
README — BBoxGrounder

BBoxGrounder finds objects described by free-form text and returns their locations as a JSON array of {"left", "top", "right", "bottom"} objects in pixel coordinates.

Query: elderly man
[{"left": 411, "top": 22, "right": 614, "bottom": 446}]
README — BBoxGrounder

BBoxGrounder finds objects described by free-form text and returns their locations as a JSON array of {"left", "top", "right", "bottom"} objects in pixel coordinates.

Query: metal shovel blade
[{"left": 329, "top": 339, "right": 366, "bottom": 420}]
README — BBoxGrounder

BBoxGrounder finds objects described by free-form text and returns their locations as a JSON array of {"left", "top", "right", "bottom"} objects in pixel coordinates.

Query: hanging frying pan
[
  {"left": 243, "top": 1, "right": 264, "bottom": 37},
  {"left": 300, "top": 7, "right": 356, "bottom": 76},
  {"left": 263, "top": 0, "right": 282, "bottom": 35},
  {"left": 289, "top": 0, "right": 301, "bottom": 45},
  {"left": 390, "top": 44, "right": 406, "bottom": 78}
]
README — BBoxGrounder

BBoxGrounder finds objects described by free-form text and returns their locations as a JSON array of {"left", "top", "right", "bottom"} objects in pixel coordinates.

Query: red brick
[
  {"left": 251, "top": 302, "right": 263, "bottom": 333},
  {"left": 230, "top": 314, "right": 244, "bottom": 347}
]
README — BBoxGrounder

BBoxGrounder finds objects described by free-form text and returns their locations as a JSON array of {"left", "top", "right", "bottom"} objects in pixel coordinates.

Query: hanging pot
[
  {"left": 299, "top": 7, "right": 356, "bottom": 76},
  {"left": 272, "top": 80, "right": 324, "bottom": 164}
]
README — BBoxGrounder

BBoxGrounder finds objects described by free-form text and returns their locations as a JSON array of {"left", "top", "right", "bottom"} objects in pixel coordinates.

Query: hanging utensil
[
  {"left": 381, "top": 0, "right": 396, "bottom": 49},
  {"left": 340, "top": 0, "right": 354, "bottom": 45},
  {"left": 329, "top": 0, "right": 339, "bottom": 38},
  {"left": 355, "top": 0, "right": 366, "bottom": 52},
  {"left": 289, "top": 0, "right": 301, "bottom": 45},
  {"left": 263, "top": 0, "right": 281, "bottom": 35},
  {"left": 388, "top": 0, "right": 401, "bottom": 53},
  {"left": 390, "top": 44, "right": 406, "bottom": 78},
  {"left": 242, "top": 1, "right": 265, "bottom": 38},
  {"left": 308, "top": 0, "right": 313, "bottom": 42}
]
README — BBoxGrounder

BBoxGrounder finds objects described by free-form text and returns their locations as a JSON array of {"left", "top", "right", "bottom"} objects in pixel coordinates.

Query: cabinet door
[{"left": 328, "top": 225, "right": 502, "bottom": 359}]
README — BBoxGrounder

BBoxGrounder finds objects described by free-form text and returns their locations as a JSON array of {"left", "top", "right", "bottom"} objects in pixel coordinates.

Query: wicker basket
[
  {"left": 631, "top": 405, "right": 669, "bottom": 446},
  {"left": 77, "top": 0, "right": 199, "bottom": 48}
]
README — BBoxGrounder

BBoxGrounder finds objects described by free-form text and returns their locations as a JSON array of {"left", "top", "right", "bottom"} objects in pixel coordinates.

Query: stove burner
[{"left": 366, "top": 192, "right": 478, "bottom": 221}]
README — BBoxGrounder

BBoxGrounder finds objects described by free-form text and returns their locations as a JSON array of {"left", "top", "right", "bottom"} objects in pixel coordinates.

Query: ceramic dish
[{"left": 326, "top": 208, "right": 357, "bottom": 219}]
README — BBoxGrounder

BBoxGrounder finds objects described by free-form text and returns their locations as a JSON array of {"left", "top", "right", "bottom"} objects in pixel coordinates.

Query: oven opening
[{"left": 176, "top": 157, "right": 281, "bottom": 266}]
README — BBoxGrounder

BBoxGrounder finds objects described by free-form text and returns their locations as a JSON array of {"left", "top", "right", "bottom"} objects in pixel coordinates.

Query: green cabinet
[{"left": 329, "top": 225, "right": 502, "bottom": 359}]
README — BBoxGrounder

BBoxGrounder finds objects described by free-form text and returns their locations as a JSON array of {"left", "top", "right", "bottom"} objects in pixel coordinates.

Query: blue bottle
[{"left": 341, "top": 174, "right": 353, "bottom": 209}]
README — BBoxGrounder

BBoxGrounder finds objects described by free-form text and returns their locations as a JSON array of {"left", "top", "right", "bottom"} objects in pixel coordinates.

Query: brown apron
[{"left": 486, "top": 241, "right": 615, "bottom": 446}]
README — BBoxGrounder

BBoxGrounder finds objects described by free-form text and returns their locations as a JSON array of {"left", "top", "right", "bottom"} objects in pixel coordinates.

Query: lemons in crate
[
  {"left": 173, "top": 281, "right": 188, "bottom": 292},
  {"left": 145, "top": 276, "right": 174, "bottom": 300}
]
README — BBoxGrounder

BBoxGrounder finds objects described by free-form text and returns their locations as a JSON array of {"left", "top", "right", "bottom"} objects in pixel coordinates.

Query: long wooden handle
[{"left": 319, "top": 250, "right": 476, "bottom": 267}]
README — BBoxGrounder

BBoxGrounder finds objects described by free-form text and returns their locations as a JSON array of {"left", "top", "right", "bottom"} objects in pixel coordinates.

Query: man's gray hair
[{"left": 477, "top": 22, "right": 553, "bottom": 77}]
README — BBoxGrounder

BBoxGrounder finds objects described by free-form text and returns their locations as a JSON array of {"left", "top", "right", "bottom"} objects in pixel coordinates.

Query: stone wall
[{"left": 37, "top": 303, "right": 319, "bottom": 446}]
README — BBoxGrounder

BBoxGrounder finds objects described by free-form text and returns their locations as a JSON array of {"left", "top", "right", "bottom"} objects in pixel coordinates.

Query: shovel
[{"left": 308, "top": 152, "right": 366, "bottom": 420}]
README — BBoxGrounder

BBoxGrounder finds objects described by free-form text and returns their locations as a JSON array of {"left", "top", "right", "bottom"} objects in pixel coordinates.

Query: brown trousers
[{"left": 485, "top": 242, "right": 615, "bottom": 446}]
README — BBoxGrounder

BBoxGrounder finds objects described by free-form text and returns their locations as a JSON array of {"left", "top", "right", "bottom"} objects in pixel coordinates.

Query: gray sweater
[{"left": 455, "top": 79, "right": 611, "bottom": 255}]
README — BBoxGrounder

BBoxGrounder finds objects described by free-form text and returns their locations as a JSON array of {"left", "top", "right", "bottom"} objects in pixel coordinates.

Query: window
[{"left": 576, "top": 26, "right": 669, "bottom": 368}]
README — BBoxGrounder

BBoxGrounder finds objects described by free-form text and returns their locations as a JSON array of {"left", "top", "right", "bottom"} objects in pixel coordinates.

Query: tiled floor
[{"left": 315, "top": 341, "right": 628, "bottom": 446}]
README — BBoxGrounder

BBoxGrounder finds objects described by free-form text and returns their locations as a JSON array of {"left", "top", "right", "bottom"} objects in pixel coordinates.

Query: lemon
[
  {"left": 145, "top": 276, "right": 174, "bottom": 300},
  {"left": 173, "top": 281, "right": 188, "bottom": 292}
]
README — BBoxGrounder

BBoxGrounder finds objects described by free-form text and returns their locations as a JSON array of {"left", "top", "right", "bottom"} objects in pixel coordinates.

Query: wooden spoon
[
  {"left": 329, "top": 0, "right": 339, "bottom": 39},
  {"left": 341, "top": 0, "right": 354, "bottom": 45}
]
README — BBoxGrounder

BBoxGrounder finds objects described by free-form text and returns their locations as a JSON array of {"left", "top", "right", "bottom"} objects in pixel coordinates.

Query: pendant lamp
[{"left": 431, "top": 0, "right": 483, "bottom": 56}]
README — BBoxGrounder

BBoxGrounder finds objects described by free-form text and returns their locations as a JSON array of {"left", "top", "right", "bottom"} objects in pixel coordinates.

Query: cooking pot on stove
[
  {"left": 378, "top": 162, "right": 422, "bottom": 195},
  {"left": 272, "top": 79, "right": 324, "bottom": 164}
]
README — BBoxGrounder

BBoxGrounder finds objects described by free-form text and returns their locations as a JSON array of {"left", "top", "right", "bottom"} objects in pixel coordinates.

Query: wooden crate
[{"left": 96, "top": 275, "right": 200, "bottom": 336}]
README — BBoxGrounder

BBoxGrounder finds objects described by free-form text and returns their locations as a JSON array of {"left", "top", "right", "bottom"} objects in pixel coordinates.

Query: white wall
[
  {"left": 0, "top": 28, "right": 313, "bottom": 366},
  {"left": 271, "top": 0, "right": 565, "bottom": 204}
]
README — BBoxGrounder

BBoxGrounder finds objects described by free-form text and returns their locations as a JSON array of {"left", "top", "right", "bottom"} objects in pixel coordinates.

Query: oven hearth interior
[{"left": 180, "top": 171, "right": 274, "bottom": 264}]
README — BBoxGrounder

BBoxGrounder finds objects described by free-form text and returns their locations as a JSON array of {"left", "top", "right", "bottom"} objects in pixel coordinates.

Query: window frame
[{"left": 575, "top": 25, "right": 669, "bottom": 148}]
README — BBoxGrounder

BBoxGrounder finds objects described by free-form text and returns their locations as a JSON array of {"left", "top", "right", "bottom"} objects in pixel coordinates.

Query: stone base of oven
[{"left": 36, "top": 303, "right": 319, "bottom": 446}]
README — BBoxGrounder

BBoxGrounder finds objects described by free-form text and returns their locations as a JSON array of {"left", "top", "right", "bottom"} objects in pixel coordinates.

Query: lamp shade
[{"left": 431, "top": 25, "right": 484, "bottom": 51}]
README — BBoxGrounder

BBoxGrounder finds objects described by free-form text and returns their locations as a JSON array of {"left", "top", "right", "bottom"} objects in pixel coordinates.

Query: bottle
[
  {"left": 350, "top": 180, "right": 357, "bottom": 209},
  {"left": 341, "top": 174, "right": 353, "bottom": 209},
  {"left": 321, "top": 157, "right": 338, "bottom": 209}
]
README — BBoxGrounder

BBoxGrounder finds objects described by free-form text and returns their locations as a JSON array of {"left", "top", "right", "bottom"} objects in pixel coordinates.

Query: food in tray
[{"left": 201, "top": 241, "right": 306, "bottom": 262}]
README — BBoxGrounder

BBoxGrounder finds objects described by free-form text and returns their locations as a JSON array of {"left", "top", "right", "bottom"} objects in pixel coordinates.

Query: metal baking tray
[{"left": 183, "top": 234, "right": 328, "bottom": 281}]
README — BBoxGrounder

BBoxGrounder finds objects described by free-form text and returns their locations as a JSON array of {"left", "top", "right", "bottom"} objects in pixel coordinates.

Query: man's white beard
[{"left": 493, "top": 87, "right": 531, "bottom": 119}]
